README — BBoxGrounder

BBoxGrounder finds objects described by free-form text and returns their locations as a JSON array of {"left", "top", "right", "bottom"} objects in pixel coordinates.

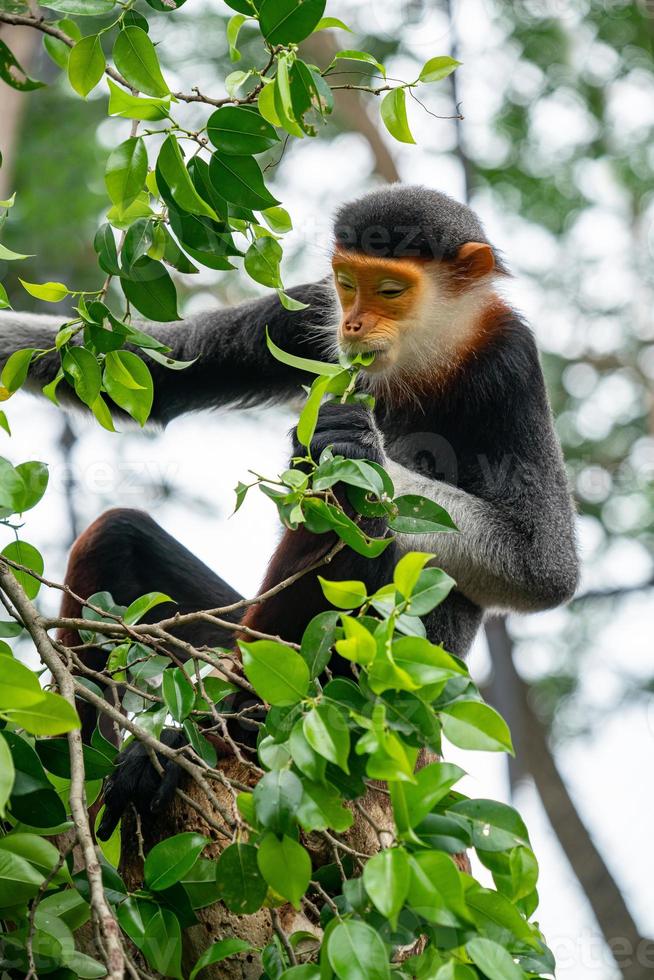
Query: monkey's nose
[{"left": 343, "top": 317, "right": 364, "bottom": 335}]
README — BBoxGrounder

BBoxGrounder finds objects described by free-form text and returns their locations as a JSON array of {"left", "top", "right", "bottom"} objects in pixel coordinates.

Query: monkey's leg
[{"left": 58, "top": 507, "right": 244, "bottom": 740}]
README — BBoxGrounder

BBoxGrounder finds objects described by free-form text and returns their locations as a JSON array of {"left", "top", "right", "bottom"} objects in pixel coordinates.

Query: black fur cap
[{"left": 333, "top": 184, "right": 508, "bottom": 271}]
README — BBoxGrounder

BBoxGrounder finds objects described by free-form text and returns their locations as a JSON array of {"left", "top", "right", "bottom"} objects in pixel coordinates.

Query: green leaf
[
  {"left": 419, "top": 55, "right": 461, "bottom": 83},
  {"left": 162, "top": 667, "right": 195, "bottom": 722},
  {"left": 363, "top": 847, "right": 410, "bottom": 930},
  {"left": 389, "top": 495, "right": 458, "bottom": 534},
  {"left": 289, "top": 720, "right": 326, "bottom": 782},
  {"left": 397, "top": 762, "right": 465, "bottom": 829},
  {"left": 299, "top": 609, "right": 339, "bottom": 678},
  {"left": 0, "top": 733, "right": 14, "bottom": 818},
  {"left": 63, "top": 346, "right": 102, "bottom": 407},
  {"left": 440, "top": 701, "right": 514, "bottom": 753},
  {"left": 466, "top": 937, "right": 525, "bottom": 980},
  {"left": 0, "top": 242, "right": 33, "bottom": 261},
  {"left": 37, "top": 737, "right": 113, "bottom": 780},
  {"left": 0, "top": 284, "right": 10, "bottom": 311},
  {"left": 190, "top": 939, "right": 251, "bottom": 980},
  {"left": 296, "top": 374, "right": 329, "bottom": 446},
  {"left": 226, "top": 13, "right": 248, "bottom": 61},
  {"left": 262, "top": 205, "right": 292, "bottom": 233},
  {"left": 68, "top": 34, "right": 105, "bottom": 98},
  {"left": 335, "top": 614, "right": 376, "bottom": 666},
  {"left": 107, "top": 192, "right": 153, "bottom": 229},
  {"left": 304, "top": 703, "right": 350, "bottom": 772},
  {"left": 0, "top": 833, "right": 67, "bottom": 883},
  {"left": 317, "top": 576, "right": 367, "bottom": 609},
  {"left": 327, "top": 920, "right": 390, "bottom": 980},
  {"left": 240, "top": 640, "right": 310, "bottom": 706},
  {"left": 306, "top": 499, "right": 391, "bottom": 559},
  {"left": 253, "top": 768, "right": 302, "bottom": 834},
  {"left": 273, "top": 52, "right": 304, "bottom": 138},
  {"left": 2, "top": 540, "right": 44, "bottom": 600},
  {"left": 257, "top": 833, "right": 311, "bottom": 909},
  {"left": 113, "top": 26, "right": 170, "bottom": 97},
  {"left": 19, "top": 280, "right": 69, "bottom": 302},
  {"left": 207, "top": 105, "right": 279, "bottom": 155},
  {"left": 265, "top": 328, "right": 341, "bottom": 377},
  {"left": 223, "top": 0, "right": 254, "bottom": 12},
  {"left": 466, "top": 885, "right": 538, "bottom": 946},
  {"left": 259, "top": 0, "right": 326, "bottom": 45},
  {"left": 408, "top": 566, "right": 456, "bottom": 616},
  {"left": 315, "top": 16, "right": 352, "bottom": 31},
  {"left": 296, "top": 780, "right": 353, "bottom": 833},
  {"left": 0, "top": 656, "right": 45, "bottom": 709},
  {"left": 393, "top": 551, "right": 434, "bottom": 600},
  {"left": 209, "top": 151, "right": 279, "bottom": 210},
  {"left": 334, "top": 49, "right": 385, "bottom": 77},
  {"left": 144, "top": 832, "right": 207, "bottom": 890},
  {"left": 392, "top": 636, "right": 465, "bottom": 690},
  {"left": 407, "top": 851, "right": 467, "bottom": 926},
  {"left": 117, "top": 898, "right": 183, "bottom": 979},
  {"left": 3, "top": 691, "right": 80, "bottom": 736},
  {"left": 449, "top": 799, "right": 530, "bottom": 853},
  {"left": 216, "top": 842, "right": 267, "bottom": 914},
  {"left": 0, "top": 40, "right": 45, "bottom": 92},
  {"left": 1, "top": 349, "right": 35, "bottom": 393},
  {"left": 104, "top": 350, "right": 154, "bottom": 426},
  {"left": 46, "top": 0, "right": 115, "bottom": 13},
  {"left": 105, "top": 136, "right": 147, "bottom": 211},
  {"left": 107, "top": 78, "right": 171, "bottom": 120},
  {"left": 157, "top": 135, "right": 218, "bottom": 220},
  {"left": 122, "top": 218, "right": 155, "bottom": 270},
  {"left": 94, "top": 223, "right": 121, "bottom": 275},
  {"left": 121, "top": 257, "right": 179, "bottom": 322},
  {"left": 0, "top": 850, "right": 44, "bottom": 907},
  {"left": 244, "top": 235, "right": 283, "bottom": 288},
  {"left": 91, "top": 394, "right": 116, "bottom": 431},
  {"left": 124, "top": 590, "right": 172, "bottom": 625},
  {"left": 380, "top": 87, "right": 415, "bottom": 145}
]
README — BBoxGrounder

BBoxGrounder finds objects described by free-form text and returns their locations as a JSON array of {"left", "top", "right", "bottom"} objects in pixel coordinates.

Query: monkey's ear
[{"left": 456, "top": 241, "right": 495, "bottom": 278}]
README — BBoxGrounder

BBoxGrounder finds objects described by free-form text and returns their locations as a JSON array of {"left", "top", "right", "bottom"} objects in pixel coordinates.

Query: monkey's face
[
  {"left": 331, "top": 251, "right": 429, "bottom": 374},
  {"left": 331, "top": 242, "right": 498, "bottom": 377}
]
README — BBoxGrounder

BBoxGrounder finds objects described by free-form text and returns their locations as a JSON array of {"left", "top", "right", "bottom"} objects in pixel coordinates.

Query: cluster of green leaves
[
  {"left": 234, "top": 335, "right": 459, "bottom": 556},
  {"left": 0, "top": 0, "right": 457, "bottom": 427},
  {"left": 34, "top": 548, "right": 551, "bottom": 979},
  {"left": 0, "top": 367, "right": 554, "bottom": 977}
]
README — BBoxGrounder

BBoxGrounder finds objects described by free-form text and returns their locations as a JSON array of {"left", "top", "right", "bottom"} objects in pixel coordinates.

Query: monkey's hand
[
  {"left": 97, "top": 728, "right": 187, "bottom": 841},
  {"left": 292, "top": 401, "right": 385, "bottom": 466},
  {"left": 96, "top": 691, "right": 265, "bottom": 840}
]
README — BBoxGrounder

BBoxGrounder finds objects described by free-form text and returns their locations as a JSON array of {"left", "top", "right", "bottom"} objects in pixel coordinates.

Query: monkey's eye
[
  {"left": 377, "top": 280, "right": 408, "bottom": 298},
  {"left": 336, "top": 274, "right": 356, "bottom": 291}
]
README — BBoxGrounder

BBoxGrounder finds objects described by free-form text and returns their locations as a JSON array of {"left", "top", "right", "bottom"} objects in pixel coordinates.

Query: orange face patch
[{"left": 331, "top": 250, "right": 428, "bottom": 350}]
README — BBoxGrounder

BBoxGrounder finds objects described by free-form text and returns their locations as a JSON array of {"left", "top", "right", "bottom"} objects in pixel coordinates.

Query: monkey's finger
[
  {"left": 151, "top": 760, "right": 182, "bottom": 813},
  {"left": 97, "top": 798, "right": 123, "bottom": 840}
]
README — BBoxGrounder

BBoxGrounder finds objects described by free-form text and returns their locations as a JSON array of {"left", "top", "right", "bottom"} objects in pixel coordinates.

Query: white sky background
[{"left": 7, "top": 1, "right": 654, "bottom": 977}]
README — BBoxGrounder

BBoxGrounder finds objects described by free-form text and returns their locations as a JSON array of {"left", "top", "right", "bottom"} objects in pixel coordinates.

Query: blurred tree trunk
[
  {"left": 0, "top": 25, "right": 37, "bottom": 199},
  {"left": 485, "top": 617, "right": 654, "bottom": 980}
]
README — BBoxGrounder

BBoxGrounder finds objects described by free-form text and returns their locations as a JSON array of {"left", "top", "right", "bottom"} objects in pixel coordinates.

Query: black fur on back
[{"left": 333, "top": 184, "right": 508, "bottom": 271}]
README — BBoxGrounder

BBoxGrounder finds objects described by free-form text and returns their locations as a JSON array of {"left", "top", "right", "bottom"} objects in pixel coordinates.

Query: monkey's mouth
[{"left": 339, "top": 340, "right": 394, "bottom": 372}]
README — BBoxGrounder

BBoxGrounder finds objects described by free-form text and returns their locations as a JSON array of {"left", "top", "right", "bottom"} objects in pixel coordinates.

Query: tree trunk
[
  {"left": 485, "top": 617, "right": 654, "bottom": 980},
  {"left": 0, "top": 24, "right": 38, "bottom": 200}
]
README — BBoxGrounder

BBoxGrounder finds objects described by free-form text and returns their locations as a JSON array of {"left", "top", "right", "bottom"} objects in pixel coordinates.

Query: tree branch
[{"left": 0, "top": 563, "right": 126, "bottom": 980}]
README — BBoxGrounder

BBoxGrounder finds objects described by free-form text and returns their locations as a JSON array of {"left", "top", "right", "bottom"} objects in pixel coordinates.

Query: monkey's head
[{"left": 331, "top": 186, "right": 507, "bottom": 377}]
